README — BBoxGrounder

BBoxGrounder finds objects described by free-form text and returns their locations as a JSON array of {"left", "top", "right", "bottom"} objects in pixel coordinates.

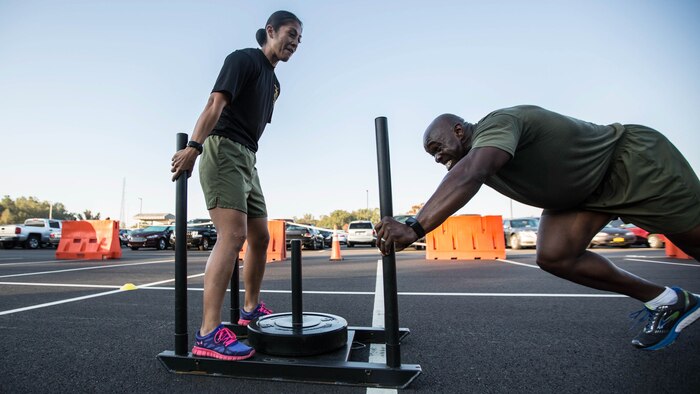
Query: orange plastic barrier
[
  {"left": 56, "top": 220, "right": 122, "bottom": 260},
  {"left": 238, "top": 220, "right": 287, "bottom": 263},
  {"left": 426, "top": 215, "right": 505, "bottom": 260},
  {"left": 665, "top": 239, "right": 693, "bottom": 260}
]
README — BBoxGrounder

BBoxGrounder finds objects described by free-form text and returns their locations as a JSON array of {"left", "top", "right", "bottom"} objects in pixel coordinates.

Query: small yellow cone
[{"left": 120, "top": 283, "right": 138, "bottom": 291}]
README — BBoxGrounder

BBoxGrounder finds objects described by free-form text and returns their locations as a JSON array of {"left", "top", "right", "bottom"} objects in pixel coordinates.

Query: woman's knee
[
  {"left": 218, "top": 232, "right": 248, "bottom": 251},
  {"left": 247, "top": 231, "right": 270, "bottom": 250}
]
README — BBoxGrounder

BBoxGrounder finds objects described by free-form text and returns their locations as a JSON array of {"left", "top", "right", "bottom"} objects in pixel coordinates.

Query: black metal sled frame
[{"left": 158, "top": 123, "right": 421, "bottom": 388}]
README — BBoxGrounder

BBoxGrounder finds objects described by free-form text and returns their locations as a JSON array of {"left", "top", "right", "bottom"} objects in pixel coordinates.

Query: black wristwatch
[
  {"left": 405, "top": 217, "right": 426, "bottom": 238},
  {"left": 186, "top": 140, "right": 203, "bottom": 154}
]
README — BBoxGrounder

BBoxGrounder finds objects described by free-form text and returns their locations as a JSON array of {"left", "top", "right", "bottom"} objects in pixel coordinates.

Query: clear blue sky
[{"left": 1, "top": 0, "right": 699, "bottom": 226}]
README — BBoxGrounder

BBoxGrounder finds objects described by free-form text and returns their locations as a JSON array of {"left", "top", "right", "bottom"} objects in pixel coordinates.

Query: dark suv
[
  {"left": 285, "top": 224, "right": 325, "bottom": 250},
  {"left": 127, "top": 225, "right": 173, "bottom": 250},
  {"left": 171, "top": 223, "right": 217, "bottom": 251}
]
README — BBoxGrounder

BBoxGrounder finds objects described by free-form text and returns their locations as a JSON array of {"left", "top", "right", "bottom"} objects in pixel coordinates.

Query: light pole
[
  {"left": 366, "top": 189, "right": 369, "bottom": 219},
  {"left": 509, "top": 198, "right": 513, "bottom": 219},
  {"left": 138, "top": 197, "right": 143, "bottom": 228}
]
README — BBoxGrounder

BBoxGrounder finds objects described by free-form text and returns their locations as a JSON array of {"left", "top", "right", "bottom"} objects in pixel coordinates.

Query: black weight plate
[{"left": 247, "top": 312, "right": 348, "bottom": 356}]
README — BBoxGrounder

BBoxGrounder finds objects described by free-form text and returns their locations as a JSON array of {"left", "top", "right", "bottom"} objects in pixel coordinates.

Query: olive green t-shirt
[{"left": 472, "top": 105, "right": 624, "bottom": 210}]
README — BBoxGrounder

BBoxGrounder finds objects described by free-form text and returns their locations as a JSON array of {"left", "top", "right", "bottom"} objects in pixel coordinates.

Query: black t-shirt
[{"left": 210, "top": 48, "right": 280, "bottom": 152}]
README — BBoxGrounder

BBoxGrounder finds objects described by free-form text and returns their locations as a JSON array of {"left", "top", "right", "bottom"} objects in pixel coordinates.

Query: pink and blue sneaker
[
  {"left": 237, "top": 302, "right": 273, "bottom": 326},
  {"left": 192, "top": 324, "right": 255, "bottom": 360}
]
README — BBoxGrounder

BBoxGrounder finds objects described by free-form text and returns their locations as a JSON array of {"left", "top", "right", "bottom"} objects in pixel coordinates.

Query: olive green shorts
[
  {"left": 199, "top": 135, "right": 267, "bottom": 218},
  {"left": 583, "top": 124, "right": 700, "bottom": 234}
]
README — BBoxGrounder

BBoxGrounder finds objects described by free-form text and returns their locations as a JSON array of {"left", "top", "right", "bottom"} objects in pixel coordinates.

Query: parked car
[
  {"left": 188, "top": 218, "right": 211, "bottom": 225},
  {"left": 127, "top": 225, "right": 173, "bottom": 250},
  {"left": 0, "top": 218, "right": 62, "bottom": 249},
  {"left": 619, "top": 224, "right": 666, "bottom": 248},
  {"left": 119, "top": 229, "right": 132, "bottom": 247},
  {"left": 346, "top": 220, "right": 376, "bottom": 248},
  {"left": 285, "top": 223, "right": 325, "bottom": 250},
  {"left": 171, "top": 223, "right": 217, "bottom": 250},
  {"left": 319, "top": 230, "right": 334, "bottom": 248},
  {"left": 49, "top": 229, "right": 62, "bottom": 248},
  {"left": 503, "top": 217, "right": 539, "bottom": 249},
  {"left": 336, "top": 230, "right": 348, "bottom": 245},
  {"left": 317, "top": 229, "right": 347, "bottom": 248},
  {"left": 589, "top": 223, "right": 636, "bottom": 248},
  {"left": 393, "top": 215, "right": 426, "bottom": 250}
]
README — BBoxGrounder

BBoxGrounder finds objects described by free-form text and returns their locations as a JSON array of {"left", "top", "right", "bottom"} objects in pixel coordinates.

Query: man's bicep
[
  {"left": 471, "top": 114, "right": 521, "bottom": 157},
  {"left": 467, "top": 147, "right": 512, "bottom": 178}
]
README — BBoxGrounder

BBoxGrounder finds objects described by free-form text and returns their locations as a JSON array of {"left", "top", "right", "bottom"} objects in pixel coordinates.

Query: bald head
[
  {"left": 423, "top": 113, "right": 474, "bottom": 171},
  {"left": 423, "top": 114, "right": 465, "bottom": 145}
]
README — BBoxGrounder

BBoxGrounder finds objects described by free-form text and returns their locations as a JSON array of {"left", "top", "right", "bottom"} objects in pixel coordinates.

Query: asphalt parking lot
[{"left": 1, "top": 245, "right": 699, "bottom": 393}]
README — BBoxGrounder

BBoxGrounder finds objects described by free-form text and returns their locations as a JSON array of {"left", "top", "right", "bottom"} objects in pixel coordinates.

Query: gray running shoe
[{"left": 630, "top": 287, "right": 700, "bottom": 350}]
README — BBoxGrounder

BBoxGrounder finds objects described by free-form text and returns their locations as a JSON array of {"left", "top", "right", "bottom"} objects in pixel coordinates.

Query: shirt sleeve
[
  {"left": 472, "top": 114, "right": 522, "bottom": 158},
  {"left": 211, "top": 51, "right": 256, "bottom": 102}
]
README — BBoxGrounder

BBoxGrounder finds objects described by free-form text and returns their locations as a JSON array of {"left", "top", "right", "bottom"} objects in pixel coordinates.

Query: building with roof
[{"left": 133, "top": 213, "right": 175, "bottom": 228}]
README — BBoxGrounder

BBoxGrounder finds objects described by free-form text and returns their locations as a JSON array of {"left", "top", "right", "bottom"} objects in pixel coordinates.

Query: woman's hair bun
[{"left": 255, "top": 28, "right": 267, "bottom": 46}]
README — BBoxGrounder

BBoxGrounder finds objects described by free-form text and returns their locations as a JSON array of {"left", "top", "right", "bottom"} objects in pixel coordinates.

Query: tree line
[
  {"left": 289, "top": 208, "right": 381, "bottom": 230},
  {"left": 0, "top": 196, "right": 101, "bottom": 225},
  {"left": 1, "top": 195, "right": 422, "bottom": 229},
  {"left": 293, "top": 203, "right": 424, "bottom": 230}
]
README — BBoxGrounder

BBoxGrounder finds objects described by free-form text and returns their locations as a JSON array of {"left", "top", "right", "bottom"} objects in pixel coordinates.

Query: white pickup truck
[{"left": 0, "top": 218, "right": 62, "bottom": 249}]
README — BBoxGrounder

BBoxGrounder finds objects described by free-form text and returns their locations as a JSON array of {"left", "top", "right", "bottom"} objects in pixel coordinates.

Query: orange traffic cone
[
  {"left": 330, "top": 228, "right": 343, "bottom": 261},
  {"left": 665, "top": 239, "right": 692, "bottom": 260}
]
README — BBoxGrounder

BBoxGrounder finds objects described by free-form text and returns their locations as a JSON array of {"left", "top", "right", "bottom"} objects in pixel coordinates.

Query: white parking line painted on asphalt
[
  {"left": 0, "top": 282, "right": 121, "bottom": 289},
  {"left": 0, "top": 289, "right": 126, "bottom": 316},
  {"left": 262, "top": 289, "right": 375, "bottom": 295},
  {"left": 625, "top": 258, "right": 699, "bottom": 267},
  {"left": 0, "top": 279, "right": 630, "bottom": 299},
  {"left": 139, "top": 287, "right": 375, "bottom": 294},
  {"left": 135, "top": 286, "right": 627, "bottom": 298},
  {"left": 0, "top": 272, "right": 205, "bottom": 316},
  {"left": 367, "top": 386, "right": 396, "bottom": 393},
  {"left": 367, "top": 258, "right": 397, "bottom": 394},
  {"left": 499, "top": 259, "right": 541, "bottom": 269},
  {"left": 398, "top": 292, "right": 626, "bottom": 298},
  {"left": 0, "top": 273, "right": 209, "bottom": 291},
  {"left": 0, "top": 259, "right": 174, "bottom": 279},
  {"left": 138, "top": 273, "right": 206, "bottom": 287}
]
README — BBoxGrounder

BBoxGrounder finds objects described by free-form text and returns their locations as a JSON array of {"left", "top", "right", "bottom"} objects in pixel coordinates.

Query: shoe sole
[
  {"left": 642, "top": 293, "right": 700, "bottom": 351},
  {"left": 192, "top": 346, "right": 255, "bottom": 360},
  {"left": 238, "top": 315, "right": 272, "bottom": 326}
]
